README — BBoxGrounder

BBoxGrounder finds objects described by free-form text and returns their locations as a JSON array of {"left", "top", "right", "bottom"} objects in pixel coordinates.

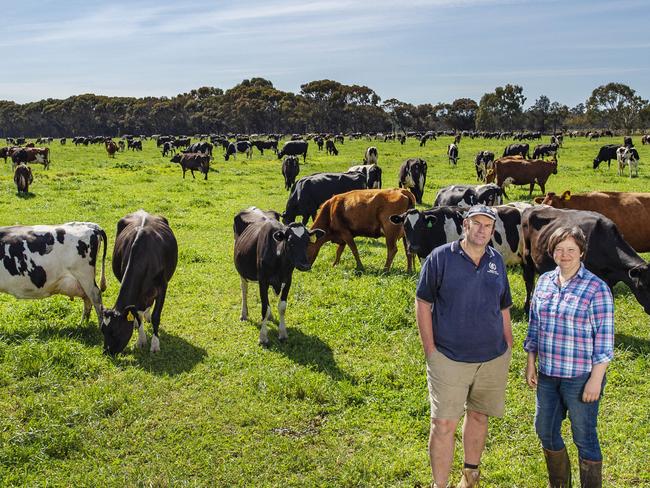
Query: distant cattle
[
  {"left": 433, "top": 183, "right": 504, "bottom": 208},
  {"left": 127, "top": 139, "right": 143, "bottom": 151},
  {"left": 447, "top": 143, "right": 459, "bottom": 165},
  {"left": 308, "top": 188, "right": 416, "bottom": 272},
  {"left": 282, "top": 172, "right": 367, "bottom": 224},
  {"left": 170, "top": 153, "right": 210, "bottom": 179},
  {"left": 474, "top": 150, "right": 495, "bottom": 181},
  {"left": 278, "top": 140, "right": 308, "bottom": 162},
  {"left": 532, "top": 143, "right": 558, "bottom": 160},
  {"left": 520, "top": 205, "right": 650, "bottom": 315},
  {"left": 101, "top": 210, "right": 178, "bottom": 355},
  {"left": 0, "top": 222, "right": 107, "bottom": 323},
  {"left": 161, "top": 141, "right": 175, "bottom": 157},
  {"left": 398, "top": 158, "right": 427, "bottom": 204},
  {"left": 503, "top": 143, "right": 530, "bottom": 158},
  {"left": 592, "top": 144, "right": 620, "bottom": 169},
  {"left": 11, "top": 147, "right": 50, "bottom": 169},
  {"left": 118, "top": 140, "right": 125, "bottom": 151},
  {"left": 251, "top": 140, "right": 278, "bottom": 155},
  {"left": 486, "top": 157, "right": 557, "bottom": 197},
  {"left": 60, "top": 138, "right": 67, "bottom": 145},
  {"left": 234, "top": 207, "right": 323, "bottom": 345},
  {"left": 105, "top": 140, "right": 118, "bottom": 157},
  {"left": 363, "top": 147, "right": 378, "bottom": 165},
  {"left": 225, "top": 141, "right": 253, "bottom": 161},
  {"left": 325, "top": 139, "right": 339, "bottom": 156},
  {"left": 185, "top": 141, "right": 213, "bottom": 156},
  {"left": 347, "top": 164, "right": 382, "bottom": 189},
  {"left": 623, "top": 136, "right": 633, "bottom": 147},
  {"left": 14, "top": 164, "right": 33, "bottom": 193},
  {"left": 642, "top": 135, "right": 650, "bottom": 145},
  {"left": 282, "top": 156, "right": 300, "bottom": 191},
  {"left": 617, "top": 146, "right": 640, "bottom": 177},
  {"left": 173, "top": 137, "right": 191, "bottom": 148}
]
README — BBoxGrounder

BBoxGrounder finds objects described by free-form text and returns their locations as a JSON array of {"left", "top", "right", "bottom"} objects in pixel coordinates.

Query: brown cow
[
  {"left": 105, "top": 140, "right": 118, "bottom": 158},
  {"left": 308, "top": 188, "right": 416, "bottom": 272},
  {"left": 536, "top": 190, "right": 650, "bottom": 252},
  {"left": 170, "top": 153, "right": 210, "bottom": 179},
  {"left": 14, "top": 164, "right": 33, "bottom": 193},
  {"left": 11, "top": 147, "right": 50, "bottom": 169},
  {"left": 486, "top": 157, "right": 557, "bottom": 197}
]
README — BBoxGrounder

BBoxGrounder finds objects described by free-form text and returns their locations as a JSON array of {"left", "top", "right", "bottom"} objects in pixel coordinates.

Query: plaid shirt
[{"left": 524, "top": 263, "right": 614, "bottom": 378}]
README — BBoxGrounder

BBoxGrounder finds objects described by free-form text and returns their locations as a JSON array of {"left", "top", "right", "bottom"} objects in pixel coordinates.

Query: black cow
[
  {"left": 251, "top": 140, "right": 278, "bottom": 155},
  {"left": 434, "top": 184, "right": 504, "bottom": 208},
  {"left": 593, "top": 144, "right": 620, "bottom": 169},
  {"left": 233, "top": 207, "right": 324, "bottom": 345},
  {"left": 624, "top": 136, "right": 633, "bottom": 147},
  {"left": 277, "top": 140, "right": 308, "bottom": 162},
  {"left": 128, "top": 140, "right": 143, "bottom": 151},
  {"left": 532, "top": 143, "right": 559, "bottom": 160},
  {"left": 346, "top": 164, "right": 382, "bottom": 189},
  {"left": 225, "top": 141, "right": 253, "bottom": 161},
  {"left": 398, "top": 158, "right": 427, "bottom": 204},
  {"left": 389, "top": 205, "right": 523, "bottom": 266},
  {"left": 282, "top": 172, "right": 367, "bottom": 224},
  {"left": 185, "top": 141, "right": 213, "bottom": 156},
  {"left": 161, "top": 141, "right": 175, "bottom": 157},
  {"left": 474, "top": 151, "right": 495, "bottom": 181},
  {"left": 315, "top": 137, "right": 324, "bottom": 151},
  {"left": 170, "top": 153, "right": 210, "bottom": 179},
  {"left": 521, "top": 206, "right": 650, "bottom": 315},
  {"left": 101, "top": 210, "right": 178, "bottom": 355},
  {"left": 282, "top": 156, "right": 300, "bottom": 191},
  {"left": 14, "top": 164, "right": 33, "bottom": 193},
  {"left": 325, "top": 139, "right": 339, "bottom": 156},
  {"left": 503, "top": 143, "right": 530, "bottom": 158}
]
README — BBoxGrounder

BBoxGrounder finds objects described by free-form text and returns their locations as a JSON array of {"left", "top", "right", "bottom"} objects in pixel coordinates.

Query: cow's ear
[
  {"left": 389, "top": 214, "right": 405, "bottom": 225},
  {"left": 629, "top": 265, "right": 649, "bottom": 286},
  {"left": 272, "top": 230, "right": 286, "bottom": 242},
  {"left": 123, "top": 305, "right": 139, "bottom": 323},
  {"left": 562, "top": 191, "right": 571, "bottom": 200},
  {"left": 309, "top": 228, "right": 325, "bottom": 242}
]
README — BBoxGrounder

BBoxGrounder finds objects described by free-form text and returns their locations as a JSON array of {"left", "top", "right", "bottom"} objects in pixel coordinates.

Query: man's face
[{"left": 463, "top": 214, "right": 495, "bottom": 248}]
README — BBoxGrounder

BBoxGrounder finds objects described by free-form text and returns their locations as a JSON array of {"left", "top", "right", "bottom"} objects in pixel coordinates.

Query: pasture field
[{"left": 0, "top": 135, "right": 649, "bottom": 487}]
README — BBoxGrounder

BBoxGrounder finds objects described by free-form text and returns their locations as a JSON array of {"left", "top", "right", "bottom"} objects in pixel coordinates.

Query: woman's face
[{"left": 552, "top": 236, "right": 582, "bottom": 272}]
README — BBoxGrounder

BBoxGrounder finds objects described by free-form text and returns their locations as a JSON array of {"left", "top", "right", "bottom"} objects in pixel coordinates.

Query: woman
[{"left": 524, "top": 226, "right": 614, "bottom": 488}]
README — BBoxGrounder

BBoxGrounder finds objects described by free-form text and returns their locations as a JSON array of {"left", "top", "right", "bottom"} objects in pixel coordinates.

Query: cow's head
[
  {"left": 368, "top": 165, "right": 382, "bottom": 189},
  {"left": 628, "top": 264, "right": 650, "bottom": 314},
  {"left": 389, "top": 209, "right": 439, "bottom": 257},
  {"left": 101, "top": 305, "right": 139, "bottom": 355},
  {"left": 170, "top": 154, "right": 181, "bottom": 164},
  {"left": 275, "top": 223, "right": 325, "bottom": 271}
]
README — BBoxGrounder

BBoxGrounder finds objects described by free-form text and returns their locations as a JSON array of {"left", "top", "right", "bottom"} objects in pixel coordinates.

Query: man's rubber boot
[
  {"left": 543, "top": 448, "right": 572, "bottom": 487},
  {"left": 579, "top": 458, "right": 602, "bottom": 488}
]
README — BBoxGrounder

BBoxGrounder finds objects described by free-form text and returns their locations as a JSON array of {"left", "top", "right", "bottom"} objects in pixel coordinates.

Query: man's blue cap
[{"left": 466, "top": 204, "right": 497, "bottom": 221}]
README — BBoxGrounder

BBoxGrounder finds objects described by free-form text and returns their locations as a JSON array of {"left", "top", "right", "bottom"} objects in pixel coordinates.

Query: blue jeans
[{"left": 534, "top": 373, "right": 606, "bottom": 462}]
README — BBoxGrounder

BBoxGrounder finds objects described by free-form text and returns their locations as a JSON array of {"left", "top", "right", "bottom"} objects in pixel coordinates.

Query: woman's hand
[
  {"left": 582, "top": 375, "right": 603, "bottom": 402},
  {"left": 526, "top": 359, "right": 538, "bottom": 389}
]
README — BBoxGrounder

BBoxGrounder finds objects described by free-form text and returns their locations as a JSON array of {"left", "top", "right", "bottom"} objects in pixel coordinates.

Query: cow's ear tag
[
  {"left": 309, "top": 233, "right": 318, "bottom": 243},
  {"left": 427, "top": 221, "right": 433, "bottom": 228},
  {"left": 564, "top": 194, "right": 571, "bottom": 200},
  {"left": 126, "top": 311, "right": 135, "bottom": 322}
]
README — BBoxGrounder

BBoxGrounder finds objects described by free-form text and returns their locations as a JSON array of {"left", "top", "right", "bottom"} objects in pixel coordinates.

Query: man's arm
[
  {"left": 501, "top": 307, "right": 513, "bottom": 348},
  {"left": 415, "top": 298, "right": 435, "bottom": 357}
]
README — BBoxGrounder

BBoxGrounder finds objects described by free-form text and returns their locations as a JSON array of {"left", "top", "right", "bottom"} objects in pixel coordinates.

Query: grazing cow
[
  {"left": 11, "top": 147, "right": 50, "bottom": 169},
  {"left": 334, "top": 134, "right": 344, "bottom": 144},
  {"left": 617, "top": 146, "right": 640, "bottom": 177},
  {"left": 234, "top": 207, "right": 323, "bottom": 345},
  {"left": 532, "top": 143, "right": 559, "bottom": 160},
  {"left": 474, "top": 151, "right": 495, "bottom": 181},
  {"left": 161, "top": 141, "right": 175, "bottom": 157},
  {"left": 325, "top": 139, "right": 339, "bottom": 156},
  {"left": 251, "top": 140, "right": 278, "bottom": 155},
  {"left": 486, "top": 157, "right": 557, "bottom": 197},
  {"left": 434, "top": 184, "right": 504, "bottom": 208},
  {"left": 282, "top": 156, "right": 300, "bottom": 191},
  {"left": 453, "top": 134, "right": 461, "bottom": 145},
  {"left": 398, "top": 158, "right": 428, "bottom": 204},
  {"left": 105, "top": 140, "right": 118, "bottom": 157},
  {"left": 308, "top": 188, "right": 416, "bottom": 272},
  {"left": 277, "top": 140, "right": 308, "bottom": 162},
  {"left": 127, "top": 139, "right": 143, "bottom": 151},
  {"left": 642, "top": 135, "right": 650, "bottom": 145},
  {"left": 118, "top": 140, "right": 125, "bottom": 152},
  {"left": 185, "top": 141, "right": 213, "bottom": 156},
  {"left": 0, "top": 146, "right": 17, "bottom": 163},
  {"left": 503, "top": 143, "right": 530, "bottom": 158},
  {"left": 101, "top": 210, "right": 178, "bottom": 355},
  {"left": 14, "top": 164, "right": 33, "bottom": 193},
  {"left": 623, "top": 136, "right": 633, "bottom": 147},
  {"left": 520, "top": 206, "right": 650, "bottom": 315},
  {"left": 447, "top": 143, "right": 459, "bottom": 166},
  {"left": 282, "top": 172, "right": 367, "bottom": 224},
  {"left": 315, "top": 137, "right": 324, "bottom": 151},
  {"left": 363, "top": 146, "right": 378, "bottom": 165},
  {"left": 60, "top": 138, "right": 67, "bottom": 145},
  {"left": 173, "top": 137, "right": 191, "bottom": 148},
  {"left": 537, "top": 190, "right": 650, "bottom": 252},
  {"left": 592, "top": 144, "right": 620, "bottom": 169},
  {"left": 347, "top": 164, "right": 382, "bottom": 189},
  {"left": 389, "top": 205, "right": 524, "bottom": 266},
  {"left": 170, "top": 153, "right": 210, "bottom": 179},
  {"left": 225, "top": 141, "right": 253, "bottom": 161},
  {"left": 0, "top": 222, "right": 107, "bottom": 323}
]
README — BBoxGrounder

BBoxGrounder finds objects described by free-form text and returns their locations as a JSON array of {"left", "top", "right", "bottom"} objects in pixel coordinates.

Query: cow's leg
[
  {"left": 278, "top": 280, "right": 291, "bottom": 342},
  {"left": 403, "top": 236, "right": 414, "bottom": 273},
  {"left": 191, "top": 169, "right": 196, "bottom": 179},
  {"left": 240, "top": 277, "right": 248, "bottom": 321},
  {"left": 136, "top": 317, "right": 148, "bottom": 349},
  {"left": 76, "top": 277, "right": 104, "bottom": 324},
  {"left": 384, "top": 236, "right": 399, "bottom": 271},
  {"left": 333, "top": 243, "right": 346, "bottom": 265},
  {"left": 259, "top": 282, "right": 271, "bottom": 346},
  {"left": 523, "top": 261, "right": 536, "bottom": 314},
  {"left": 149, "top": 285, "right": 168, "bottom": 353},
  {"left": 182, "top": 167, "right": 186, "bottom": 178},
  {"left": 529, "top": 182, "right": 535, "bottom": 196},
  {"left": 80, "top": 297, "right": 92, "bottom": 325},
  {"left": 340, "top": 232, "right": 363, "bottom": 270}
]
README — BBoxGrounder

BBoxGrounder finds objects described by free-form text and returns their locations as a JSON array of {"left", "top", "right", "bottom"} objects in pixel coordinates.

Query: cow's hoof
[
  {"left": 150, "top": 336, "right": 160, "bottom": 353},
  {"left": 258, "top": 340, "right": 269, "bottom": 348},
  {"left": 240, "top": 314, "right": 248, "bottom": 321},
  {"left": 278, "top": 335, "right": 288, "bottom": 343}
]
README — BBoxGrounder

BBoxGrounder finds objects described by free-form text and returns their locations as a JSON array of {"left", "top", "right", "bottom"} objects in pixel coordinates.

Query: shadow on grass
[
  {"left": 615, "top": 333, "right": 650, "bottom": 357},
  {"left": 16, "top": 191, "right": 36, "bottom": 199},
  {"left": 267, "top": 328, "right": 351, "bottom": 382},
  {"left": 0, "top": 320, "right": 102, "bottom": 346}
]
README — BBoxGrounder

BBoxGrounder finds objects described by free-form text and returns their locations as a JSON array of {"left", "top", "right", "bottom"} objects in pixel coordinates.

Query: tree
[
  {"left": 526, "top": 95, "right": 551, "bottom": 132},
  {"left": 586, "top": 83, "right": 648, "bottom": 130},
  {"left": 447, "top": 98, "right": 478, "bottom": 131},
  {"left": 382, "top": 98, "right": 415, "bottom": 133},
  {"left": 476, "top": 84, "right": 526, "bottom": 130}
]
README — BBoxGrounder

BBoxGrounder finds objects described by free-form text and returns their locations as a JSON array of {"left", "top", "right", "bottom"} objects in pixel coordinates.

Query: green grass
[{"left": 0, "top": 135, "right": 649, "bottom": 487}]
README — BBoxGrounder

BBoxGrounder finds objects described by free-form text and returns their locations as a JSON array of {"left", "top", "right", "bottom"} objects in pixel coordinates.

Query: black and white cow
[
  {"left": 521, "top": 205, "right": 650, "bottom": 315},
  {"left": 532, "top": 143, "right": 559, "bottom": 160},
  {"left": 225, "top": 141, "right": 253, "bottom": 161},
  {"left": 363, "top": 146, "right": 378, "bottom": 165},
  {"left": 503, "top": 143, "right": 530, "bottom": 158},
  {"left": 277, "top": 140, "right": 308, "bottom": 162},
  {"left": 433, "top": 184, "right": 504, "bottom": 208},
  {"left": 282, "top": 156, "right": 300, "bottom": 191},
  {"left": 592, "top": 144, "right": 620, "bottom": 169},
  {"left": 234, "top": 207, "right": 324, "bottom": 345},
  {"left": 389, "top": 205, "right": 523, "bottom": 266},
  {"left": 14, "top": 164, "right": 33, "bottom": 193},
  {"left": 185, "top": 141, "right": 213, "bottom": 156},
  {"left": 0, "top": 222, "right": 107, "bottom": 323},
  {"left": 617, "top": 146, "right": 640, "bottom": 177},
  {"left": 447, "top": 143, "right": 459, "bottom": 166},
  {"left": 474, "top": 150, "right": 495, "bottom": 181},
  {"left": 282, "top": 172, "right": 367, "bottom": 224},
  {"left": 398, "top": 158, "right": 427, "bottom": 204},
  {"left": 101, "top": 210, "right": 178, "bottom": 355},
  {"left": 347, "top": 164, "right": 382, "bottom": 189},
  {"left": 325, "top": 139, "right": 339, "bottom": 156}
]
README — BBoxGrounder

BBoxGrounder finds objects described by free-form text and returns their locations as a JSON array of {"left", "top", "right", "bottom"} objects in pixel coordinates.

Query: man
[{"left": 415, "top": 205, "right": 513, "bottom": 488}]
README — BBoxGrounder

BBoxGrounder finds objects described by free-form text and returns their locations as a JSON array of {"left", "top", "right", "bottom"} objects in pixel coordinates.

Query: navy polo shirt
[{"left": 416, "top": 240, "right": 512, "bottom": 363}]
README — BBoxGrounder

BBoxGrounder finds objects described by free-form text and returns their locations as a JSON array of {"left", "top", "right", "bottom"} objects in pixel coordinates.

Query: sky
[{"left": 1, "top": 0, "right": 649, "bottom": 108}]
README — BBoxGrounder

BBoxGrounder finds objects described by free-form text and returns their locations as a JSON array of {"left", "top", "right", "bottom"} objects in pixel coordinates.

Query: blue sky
[{"left": 2, "top": 0, "right": 648, "bottom": 107}]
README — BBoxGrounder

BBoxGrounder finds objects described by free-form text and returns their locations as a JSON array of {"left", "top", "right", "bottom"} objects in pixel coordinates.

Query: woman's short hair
[{"left": 547, "top": 226, "right": 587, "bottom": 259}]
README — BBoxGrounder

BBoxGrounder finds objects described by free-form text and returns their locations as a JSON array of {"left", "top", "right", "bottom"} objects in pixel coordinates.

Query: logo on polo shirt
[{"left": 487, "top": 261, "right": 499, "bottom": 275}]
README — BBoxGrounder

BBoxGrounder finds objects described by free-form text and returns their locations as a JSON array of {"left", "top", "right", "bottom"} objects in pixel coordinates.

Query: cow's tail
[
  {"left": 403, "top": 188, "right": 417, "bottom": 209},
  {"left": 98, "top": 229, "right": 108, "bottom": 291}
]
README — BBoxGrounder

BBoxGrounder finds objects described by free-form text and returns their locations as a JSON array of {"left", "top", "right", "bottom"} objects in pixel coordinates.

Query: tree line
[{"left": 0, "top": 78, "right": 648, "bottom": 137}]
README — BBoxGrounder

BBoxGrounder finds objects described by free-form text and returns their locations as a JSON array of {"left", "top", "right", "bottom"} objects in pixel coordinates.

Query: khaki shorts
[{"left": 426, "top": 347, "right": 512, "bottom": 419}]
